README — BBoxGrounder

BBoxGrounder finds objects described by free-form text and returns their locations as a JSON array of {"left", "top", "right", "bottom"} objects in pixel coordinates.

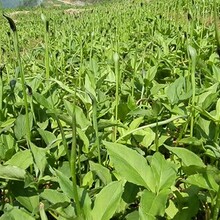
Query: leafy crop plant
[{"left": 0, "top": 0, "right": 220, "bottom": 219}]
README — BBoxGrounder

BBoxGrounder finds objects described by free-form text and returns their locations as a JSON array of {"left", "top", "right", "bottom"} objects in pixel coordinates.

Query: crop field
[{"left": 1, "top": 0, "right": 220, "bottom": 219}]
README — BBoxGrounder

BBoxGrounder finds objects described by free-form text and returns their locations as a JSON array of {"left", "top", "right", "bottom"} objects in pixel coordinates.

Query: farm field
[{"left": 1, "top": 0, "right": 220, "bottom": 219}]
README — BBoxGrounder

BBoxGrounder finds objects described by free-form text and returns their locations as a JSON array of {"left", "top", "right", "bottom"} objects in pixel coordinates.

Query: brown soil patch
[
  {"left": 9, "top": 11, "right": 30, "bottom": 17},
  {"left": 64, "top": 8, "right": 90, "bottom": 15}
]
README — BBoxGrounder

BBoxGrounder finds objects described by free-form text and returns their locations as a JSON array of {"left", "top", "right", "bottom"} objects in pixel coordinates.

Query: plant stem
[
  {"left": 4, "top": 15, "right": 31, "bottom": 143},
  {"left": 90, "top": 92, "right": 101, "bottom": 164},
  {"left": 113, "top": 52, "right": 120, "bottom": 141},
  {"left": 56, "top": 117, "right": 70, "bottom": 160},
  {"left": 187, "top": 45, "right": 197, "bottom": 137},
  {"left": 70, "top": 87, "right": 82, "bottom": 217},
  {"left": 0, "top": 68, "right": 3, "bottom": 121},
  {"left": 214, "top": 0, "right": 220, "bottom": 53},
  {"left": 212, "top": 184, "right": 220, "bottom": 220},
  {"left": 41, "top": 14, "right": 50, "bottom": 79},
  {"left": 116, "top": 115, "right": 186, "bottom": 143}
]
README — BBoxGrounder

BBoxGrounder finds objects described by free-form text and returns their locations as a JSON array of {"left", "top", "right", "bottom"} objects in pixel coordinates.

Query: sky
[
  {"left": 1, "top": 0, "right": 24, "bottom": 8},
  {"left": 0, "top": 0, "right": 42, "bottom": 8}
]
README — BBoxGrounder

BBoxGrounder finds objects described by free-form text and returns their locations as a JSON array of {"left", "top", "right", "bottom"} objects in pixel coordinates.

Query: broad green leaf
[
  {"left": 0, "top": 164, "right": 25, "bottom": 181},
  {"left": 129, "top": 117, "right": 144, "bottom": 130},
  {"left": 173, "top": 195, "right": 199, "bottom": 220},
  {"left": 64, "top": 100, "right": 91, "bottom": 129},
  {"left": 54, "top": 169, "right": 92, "bottom": 217},
  {"left": 54, "top": 169, "right": 74, "bottom": 199},
  {"left": 212, "top": 64, "right": 220, "bottom": 82},
  {"left": 40, "top": 189, "right": 70, "bottom": 204},
  {"left": 14, "top": 113, "right": 33, "bottom": 140},
  {"left": 139, "top": 189, "right": 170, "bottom": 220},
  {"left": 133, "top": 128, "right": 155, "bottom": 148},
  {"left": 30, "top": 143, "right": 47, "bottom": 178},
  {"left": 179, "top": 137, "right": 203, "bottom": 146},
  {"left": 165, "top": 200, "right": 178, "bottom": 219},
  {"left": 85, "top": 74, "right": 96, "bottom": 97},
  {"left": 33, "top": 92, "right": 53, "bottom": 109},
  {"left": 82, "top": 171, "right": 94, "bottom": 188},
  {"left": 186, "top": 173, "right": 218, "bottom": 192},
  {"left": 91, "top": 181, "right": 124, "bottom": 220},
  {"left": 196, "top": 83, "right": 218, "bottom": 109},
  {"left": 122, "top": 182, "right": 139, "bottom": 204},
  {"left": 150, "top": 152, "right": 177, "bottom": 192},
  {"left": 188, "top": 45, "right": 197, "bottom": 61},
  {"left": 165, "top": 146, "right": 205, "bottom": 168},
  {"left": 89, "top": 161, "right": 112, "bottom": 185},
  {"left": 0, "top": 204, "right": 35, "bottom": 220},
  {"left": 75, "top": 106, "right": 91, "bottom": 129},
  {"left": 11, "top": 181, "right": 39, "bottom": 213},
  {"left": 0, "top": 118, "right": 15, "bottom": 127},
  {"left": 77, "top": 128, "right": 89, "bottom": 153},
  {"left": 38, "top": 129, "right": 56, "bottom": 145},
  {"left": 194, "top": 106, "right": 218, "bottom": 122},
  {"left": 104, "top": 141, "right": 154, "bottom": 190},
  {"left": 146, "top": 66, "right": 157, "bottom": 82},
  {"left": 0, "top": 118, "right": 15, "bottom": 130},
  {"left": 215, "top": 98, "right": 220, "bottom": 120},
  {"left": 166, "top": 76, "right": 185, "bottom": 104},
  {"left": 5, "top": 150, "right": 33, "bottom": 169},
  {"left": 125, "top": 211, "right": 139, "bottom": 220}
]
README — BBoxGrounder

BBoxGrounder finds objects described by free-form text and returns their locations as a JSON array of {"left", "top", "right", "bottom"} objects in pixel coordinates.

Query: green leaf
[
  {"left": 179, "top": 137, "right": 203, "bottom": 146},
  {"left": 212, "top": 64, "right": 220, "bottom": 82},
  {"left": 125, "top": 211, "right": 139, "bottom": 220},
  {"left": 0, "top": 118, "right": 15, "bottom": 129},
  {"left": 139, "top": 189, "right": 170, "bottom": 220},
  {"left": 150, "top": 152, "right": 177, "bottom": 192},
  {"left": 1, "top": 204, "right": 35, "bottom": 220},
  {"left": 146, "top": 66, "right": 157, "bottom": 82},
  {"left": 0, "top": 164, "right": 25, "bottom": 181},
  {"left": 186, "top": 173, "right": 218, "bottom": 192},
  {"left": 166, "top": 76, "right": 185, "bottom": 105},
  {"left": 197, "top": 83, "right": 218, "bottom": 109},
  {"left": 85, "top": 74, "right": 96, "bottom": 97},
  {"left": 40, "top": 189, "right": 70, "bottom": 204},
  {"left": 91, "top": 181, "right": 124, "bottom": 220},
  {"left": 104, "top": 141, "right": 154, "bottom": 190},
  {"left": 54, "top": 169, "right": 92, "bottom": 217},
  {"left": 89, "top": 161, "right": 112, "bottom": 185},
  {"left": 14, "top": 113, "right": 33, "bottom": 140},
  {"left": 122, "top": 182, "right": 139, "bottom": 204},
  {"left": 33, "top": 92, "right": 53, "bottom": 109},
  {"left": 77, "top": 128, "right": 89, "bottom": 153},
  {"left": 10, "top": 181, "right": 39, "bottom": 213},
  {"left": 38, "top": 129, "right": 56, "bottom": 145},
  {"left": 215, "top": 98, "right": 220, "bottom": 120},
  {"left": 165, "top": 146, "right": 206, "bottom": 168},
  {"left": 187, "top": 45, "right": 197, "bottom": 61},
  {"left": 64, "top": 100, "right": 91, "bottom": 129},
  {"left": 75, "top": 106, "right": 91, "bottom": 129},
  {"left": 134, "top": 128, "right": 155, "bottom": 149},
  {"left": 129, "top": 117, "right": 144, "bottom": 130},
  {"left": 5, "top": 150, "right": 33, "bottom": 169},
  {"left": 54, "top": 169, "right": 74, "bottom": 199},
  {"left": 30, "top": 143, "right": 47, "bottom": 178},
  {"left": 173, "top": 195, "right": 199, "bottom": 220}
]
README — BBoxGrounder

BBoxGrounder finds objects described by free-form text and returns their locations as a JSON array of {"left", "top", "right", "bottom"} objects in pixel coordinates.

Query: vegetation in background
[{"left": 1, "top": 0, "right": 220, "bottom": 219}]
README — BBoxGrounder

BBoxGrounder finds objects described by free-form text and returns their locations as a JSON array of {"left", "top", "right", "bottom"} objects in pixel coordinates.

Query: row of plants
[{"left": 1, "top": 0, "right": 220, "bottom": 219}]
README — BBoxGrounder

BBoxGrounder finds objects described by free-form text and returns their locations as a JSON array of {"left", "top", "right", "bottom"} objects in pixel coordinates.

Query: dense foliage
[{"left": 1, "top": 0, "right": 220, "bottom": 219}]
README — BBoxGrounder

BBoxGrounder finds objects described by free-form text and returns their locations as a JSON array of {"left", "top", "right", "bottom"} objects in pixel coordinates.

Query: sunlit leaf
[{"left": 91, "top": 181, "right": 124, "bottom": 220}]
